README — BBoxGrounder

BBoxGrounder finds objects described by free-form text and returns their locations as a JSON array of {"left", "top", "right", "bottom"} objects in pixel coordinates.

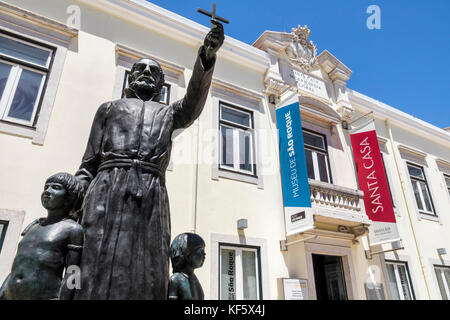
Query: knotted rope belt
[{"left": 98, "top": 159, "right": 165, "bottom": 200}]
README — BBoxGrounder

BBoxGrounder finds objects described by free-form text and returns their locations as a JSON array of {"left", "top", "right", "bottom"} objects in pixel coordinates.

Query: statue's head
[
  {"left": 126, "top": 58, "right": 165, "bottom": 101},
  {"left": 170, "top": 233, "right": 206, "bottom": 272},
  {"left": 41, "top": 172, "right": 84, "bottom": 216}
]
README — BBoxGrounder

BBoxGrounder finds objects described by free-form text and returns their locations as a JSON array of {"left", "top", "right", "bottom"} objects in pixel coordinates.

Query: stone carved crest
[{"left": 284, "top": 25, "right": 318, "bottom": 71}]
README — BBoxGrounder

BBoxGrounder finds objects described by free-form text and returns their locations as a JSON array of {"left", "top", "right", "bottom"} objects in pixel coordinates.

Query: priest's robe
[{"left": 74, "top": 49, "right": 214, "bottom": 300}]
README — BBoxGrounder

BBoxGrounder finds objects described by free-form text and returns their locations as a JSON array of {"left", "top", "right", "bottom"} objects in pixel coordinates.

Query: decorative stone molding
[
  {"left": 351, "top": 225, "right": 369, "bottom": 238},
  {"left": 308, "top": 179, "right": 371, "bottom": 228},
  {"left": 0, "top": 2, "right": 77, "bottom": 46},
  {"left": 264, "top": 78, "right": 289, "bottom": 97},
  {"left": 436, "top": 158, "right": 450, "bottom": 175},
  {"left": 211, "top": 78, "right": 263, "bottom": 104},
  {"left": 309, "top": 179, "right": 364, "bottom": 213},
  {"left": 377, "top": 135, "right": 388, "bottom": 145},
  {"left": 282, "top": 25, "right": 318, "bottom": 71},
  {"left": 397, "top": 144, "right": 427, "bottom": 158},
  {"left": 299, "top": 96, "right": 341, "bottom": 125},
  {"left": 115, "top": 43, "right": 185, "bottom": 82},
  {"left": 317, "top": 50, "right": 351, "bottom": 77},
  {"left": 337, "top": 105, "right": 354, "bottom": 122},
  {"left": 317, "top": 50, "right": 352, "bottom": 105},
  {"left": 398, "top": 144, "right": 427, "bottom": 167}
]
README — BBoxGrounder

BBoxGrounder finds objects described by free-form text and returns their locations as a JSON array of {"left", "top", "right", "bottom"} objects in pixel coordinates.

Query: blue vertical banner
[{"left": 276, "top": 101, "right": 313, "bottom": 236}]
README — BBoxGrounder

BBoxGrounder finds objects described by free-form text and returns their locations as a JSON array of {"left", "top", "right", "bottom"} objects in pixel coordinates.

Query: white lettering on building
[
  {"left": 360, "top": 137, "right": 383, "bottom": 214},
  {"left": 285, "top": 111, "right": 299, "bottom": 198}
]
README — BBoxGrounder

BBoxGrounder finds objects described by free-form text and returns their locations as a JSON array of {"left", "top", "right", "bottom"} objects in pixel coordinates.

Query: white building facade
[{"left": 0, "top": 0, "right": 449, "bottom": 300}]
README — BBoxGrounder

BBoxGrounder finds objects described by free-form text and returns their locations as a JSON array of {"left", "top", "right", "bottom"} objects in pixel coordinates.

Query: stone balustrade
[{"left": 308, "top": 179, "right": 365, "bottom": 214}]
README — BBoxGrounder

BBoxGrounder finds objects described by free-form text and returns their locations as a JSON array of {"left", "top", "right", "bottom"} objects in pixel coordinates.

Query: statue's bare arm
[{"left": 59, "top": 224, "right": 84, "bottom": 300}]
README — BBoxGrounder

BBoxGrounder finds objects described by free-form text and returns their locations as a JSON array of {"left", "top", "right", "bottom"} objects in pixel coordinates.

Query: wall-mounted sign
[
  {"left": 350, "top": 120, "right": 400, "bottom": 246},
  {"left": 279, "top": 63, "right": 329, "bottom": 101},
  {"left": 292, "top": 69, "right": 328, "bottom": 100},
  {"left": 282, "top": 278, "right": 309, "bottom": 300},
  {"left": 364, "top": 282, "right": 386, "bottom": 300},
  {"left": 276, "top": 101, "right": 313, "bottom": 236}
]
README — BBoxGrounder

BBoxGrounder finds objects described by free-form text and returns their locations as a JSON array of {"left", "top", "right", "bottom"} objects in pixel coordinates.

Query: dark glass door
[{"left": 312, "top": 254, "right": 348, "bottom": 300}]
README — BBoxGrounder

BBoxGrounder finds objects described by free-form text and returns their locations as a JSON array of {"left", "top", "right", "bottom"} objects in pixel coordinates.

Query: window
[
  {"left": 303, "top": 130, "right": 331, "bottom": 183},
  {"left": 219, "top": 103, "right": 255, "bottom": 175},
  {"left": 434, "top": 265, "right": 450, "bottom": 300},
  {"left": 444, "top": 175, "right": 450, "bottom": 197},
  {"left": 385, "top": 261, "right": 415, "bottom": 300},
  {"left": 381, "top": 153, "right": 395, "bottom": 208},
  {"left": 0, "top": 33, "right": 53, "bottom": 127},
  {"left": 219, "top": 245, "right": 261, "bottom": 300},
  {"left": 121, "top": 70, "right": 171, "bottom": 104},
  {"left": 407, "top": 163, "right": 435, "bottom": 215},
  {"left": 0, "top": 220, "right": 8, "bottom": 253}
]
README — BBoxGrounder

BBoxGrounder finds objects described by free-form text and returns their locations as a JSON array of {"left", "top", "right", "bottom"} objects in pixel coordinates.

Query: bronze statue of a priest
[{"left": 74, "top": 22, "right": 224, "bottom": 300}]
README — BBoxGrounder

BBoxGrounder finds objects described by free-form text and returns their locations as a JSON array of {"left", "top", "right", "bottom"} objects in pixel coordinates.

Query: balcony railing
[{"left": 308, "top": 179, "right": 371, "bottom": 226}]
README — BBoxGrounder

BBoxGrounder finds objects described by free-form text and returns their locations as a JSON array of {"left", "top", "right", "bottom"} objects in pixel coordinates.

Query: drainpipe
[
  {"left": 191, "top": 118, "right": 200, "bottom": 233},
  {"left": 385, "top": 119, "right": 431, "bottom": 299}
]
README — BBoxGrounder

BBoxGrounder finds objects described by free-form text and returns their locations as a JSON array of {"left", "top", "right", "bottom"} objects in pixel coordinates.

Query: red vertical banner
[{"left": 350, "top": 123, "right": 400, "bottom": 245}]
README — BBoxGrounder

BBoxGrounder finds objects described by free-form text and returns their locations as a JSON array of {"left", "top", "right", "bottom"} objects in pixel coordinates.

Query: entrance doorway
[{"left": 312, "top": 254, "right": 348, "bottom": 300}]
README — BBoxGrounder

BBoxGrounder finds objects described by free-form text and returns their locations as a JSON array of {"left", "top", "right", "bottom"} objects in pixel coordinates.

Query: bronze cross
[{"left": 197, "top": 3, "right": 229, "bottom": 26}]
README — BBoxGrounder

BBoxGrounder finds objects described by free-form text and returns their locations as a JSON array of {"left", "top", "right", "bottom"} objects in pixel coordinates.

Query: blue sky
[{"left": 146, "top": 0, "right": 450, "bottom": 129}]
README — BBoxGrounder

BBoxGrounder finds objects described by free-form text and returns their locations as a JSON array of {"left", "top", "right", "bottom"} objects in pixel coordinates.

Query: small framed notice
[
  {"left": 282, "top": 278, "right": 309, "bottom": 300},
  {"left": 364, "top": 283, "right": 386, "bottom": 300}
]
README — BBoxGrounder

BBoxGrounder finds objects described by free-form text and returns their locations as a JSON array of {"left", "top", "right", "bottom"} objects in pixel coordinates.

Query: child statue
[
  {"left": 168, "top": 233, "right": 206, "bottom": 300},
  {"left": 0, "top": 172, "right": 84, "bottom": 300}
]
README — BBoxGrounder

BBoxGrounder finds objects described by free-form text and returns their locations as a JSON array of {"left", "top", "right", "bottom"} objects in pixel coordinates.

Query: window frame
[
  {"left": 302, "top": 128, "right": 332, "bottom": 184},
  {"left": 381, "top": 153, "right": 396, "bottom": 208},
  {"left": 219, "top": 102, "right": 257, "bottom": 177},
  {"left": 218, "top": 243, "right": 262, "bottom": 300},
  {"left": 0, "top": 30, "right": 55, "bottom": 128},
  {"left": 0, "top": 220, "right": 8, "bottom": 254},
  {"left": 434, "top": 265, "right": 450, "bottom": 300},
  {"left": 444, "top": 174, "right": 450, "bottom": 197},
  {"left": 385, "top": 260, "right": 415, "bottom": 300},
  {"left": 406, "top": 162, "right": 436, "bottom": 216}
]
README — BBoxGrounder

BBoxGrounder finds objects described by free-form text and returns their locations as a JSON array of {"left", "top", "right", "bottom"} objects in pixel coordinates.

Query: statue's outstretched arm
[{"left": 171, "top": 22, "right": 224, "bottom": 130}]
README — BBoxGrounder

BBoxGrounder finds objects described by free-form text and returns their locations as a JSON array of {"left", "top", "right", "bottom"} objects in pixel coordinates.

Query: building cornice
[
  {"left": 317, "top": 50, "right": 352, "bottom": 79},
  {"left": 211, "top": 78, "right": 263, "bottom": 102},
  {"left": 115, "top": 43, "right": 185, "bottom": 74},
  {"left": 0, "top": 1, "right": 78, "bottom": 46},
  {"left": 397, "top": 144, "right": 428, "bottom": 159},
  {"left": 377, "top": 136, "right": 388, "bottom": 145},
  {"left": 436, "top": 158, "right": 450, "bottom": 169},
  {"left": 79, "top": 0, "right": 269, "bottom": 72},
  {"left": 252, "top": 30, "right": 294, "bottom": 52},
  {"left": 348, "top": 89, "right": 450, "bottom": 147}
]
